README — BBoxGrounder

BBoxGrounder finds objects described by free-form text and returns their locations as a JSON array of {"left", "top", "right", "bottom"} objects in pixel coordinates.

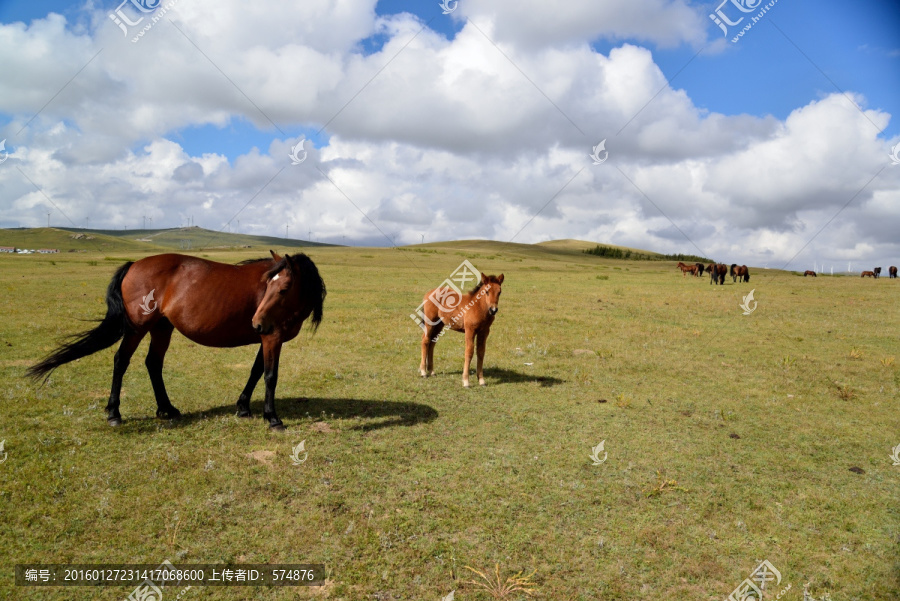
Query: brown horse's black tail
[{"left": 27, "top": 262, "right": 134, "bottom": 382}]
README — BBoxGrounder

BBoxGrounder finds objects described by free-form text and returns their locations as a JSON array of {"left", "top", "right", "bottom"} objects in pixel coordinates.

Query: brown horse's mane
[
  {"left": 240, "top": 255, "right": 327, "bottom": 331},
  {"left": 469, "top": 275, "right": 503, "bottom": 295}
]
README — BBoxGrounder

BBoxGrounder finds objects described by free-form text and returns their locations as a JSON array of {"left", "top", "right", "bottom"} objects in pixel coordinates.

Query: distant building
[
  {"left": 0, "top": 246, "right": 15, "bottom": 253},
  {"left": 37, "top": 248, "right": 59, "bottom": 254}
]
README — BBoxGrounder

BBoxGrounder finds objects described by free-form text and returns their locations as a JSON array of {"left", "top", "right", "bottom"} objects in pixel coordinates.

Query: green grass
[{"left": 0, "top": 245, "right": 898, "bottom": 600}]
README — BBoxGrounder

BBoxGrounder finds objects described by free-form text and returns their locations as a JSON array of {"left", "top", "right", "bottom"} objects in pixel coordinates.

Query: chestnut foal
[{"left": 419, "top": 273, "right": 504, "bottom": 387}]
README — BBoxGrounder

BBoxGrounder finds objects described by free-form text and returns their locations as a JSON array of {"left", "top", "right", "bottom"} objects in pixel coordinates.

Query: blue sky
[{"left": 1, "top": 0, "right": 897, "bottom": 158}]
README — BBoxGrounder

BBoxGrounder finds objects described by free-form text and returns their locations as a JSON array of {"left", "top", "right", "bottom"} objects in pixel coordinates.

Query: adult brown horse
[
  {"left": 861, "top": 271, "right": 876, "bottom": 278},
  {"left": 419, "top": 272, "right": 504, "bottom": 388},
  {"left": 890, "top": 266, "right": 898, "bottom": 279},
  {"left": 709, "top": 264, "right": 727, "bottom": 285},
  {"left": 730, "top": 264, "right": 750, "bottom": 283},
  {"left": 27, "top": 252, "right": 326, "bottom": 430},
  {"left": 803, "top": 270, "right": 817, "bottom": 277},
  {"left": 695, "top": 263, "right": 705, "bottom": 277}
]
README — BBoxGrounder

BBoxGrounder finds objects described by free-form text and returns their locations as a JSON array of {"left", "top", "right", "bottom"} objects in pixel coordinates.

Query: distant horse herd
[
  {"left": 676, "top": 262, "right": 748, "bottom": 285},
  {"left": 681, "top": 263, "right": 900, "bottom": 281},
  {"left": 860, "top": 266, "right": 897, "bottom": 278}
]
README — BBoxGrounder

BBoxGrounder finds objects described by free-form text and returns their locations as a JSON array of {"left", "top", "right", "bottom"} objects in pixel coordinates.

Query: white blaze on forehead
[{"left": 272, "top": 274, "right": 280, "bottom": 281}]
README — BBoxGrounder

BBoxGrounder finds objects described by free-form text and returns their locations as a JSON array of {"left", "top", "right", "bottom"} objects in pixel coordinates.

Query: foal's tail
[{"left": 27, "top": 262, "right": 134, "bottom": 382}]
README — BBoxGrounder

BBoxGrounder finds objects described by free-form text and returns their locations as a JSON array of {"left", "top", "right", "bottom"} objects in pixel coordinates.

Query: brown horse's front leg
[
  {"left": 261, "top": 338, "right": 285, "bottom": 431},
  {"left": 236, "top": 346, "right": 264, "bottom": 417},
  {"left": 462, "top": 328, "right": 475, "bottom": 388},
  {"left": 476, "top": 328, "right": 489, "bottom": 386}
]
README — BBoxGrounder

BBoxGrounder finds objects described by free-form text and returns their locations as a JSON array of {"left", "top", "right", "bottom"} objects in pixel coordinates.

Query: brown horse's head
[
  {"left": 252, "top": 251, "right": 326, "bottom": 336},
  {"left": 476, "top": 272, "right": 504, "bottom": 316}
]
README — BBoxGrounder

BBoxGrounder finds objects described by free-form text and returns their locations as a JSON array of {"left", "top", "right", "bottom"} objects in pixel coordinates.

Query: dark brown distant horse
[
  {"left": 730, "top": 264, "right": 750, "bottom": 283},
  {"left": 861, "top": 271, "right": 876, "bottom": 278},
  {"left": 27, "top": 252, "right": 326, "bottom": 430},
  {"left": 873, "top": 267, "right": 882, "bottom": 279},
  {"left": 803, "top": 270, "right": 817, "bottom": 277},
  {"left": 890, "top": 266, "right": 898, "bottom": 279},
  {"left": 695, "top": 263, "right": 705, "bottom": 277},
  {"left": 709, "top": 264, "right": 727, "bottom": 285},
  {"left": 419, "top": 273, "right": 504, "bottom": 388}
]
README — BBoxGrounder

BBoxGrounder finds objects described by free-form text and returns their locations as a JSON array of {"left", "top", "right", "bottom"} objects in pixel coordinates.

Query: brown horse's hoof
[
  {"left": 156, "top": 407, "right": 182, "bottom": 420},
  {"left": 107, "top": 417, "right": 123, "bottom": 427},
  {"left": 236, "top": 410, "right": 252, "bottom": 418},
  {"left": 269, "top": 423, "right": 286, "bottom": 432}
]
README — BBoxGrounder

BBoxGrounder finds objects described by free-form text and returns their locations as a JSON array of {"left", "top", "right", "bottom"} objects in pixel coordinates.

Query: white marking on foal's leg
[{"left": 479, "top": 377, "right": 486, "bottom": 386}]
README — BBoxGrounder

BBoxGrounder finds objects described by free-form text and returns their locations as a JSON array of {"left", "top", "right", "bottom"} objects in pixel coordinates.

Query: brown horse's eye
[{"left": 278, "top": 288, "right": 288, "bottom": 296}]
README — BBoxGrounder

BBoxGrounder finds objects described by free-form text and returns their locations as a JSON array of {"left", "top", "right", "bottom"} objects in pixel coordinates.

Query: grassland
[{"left": 0, "top": 241, "right": 897, "bottom": 600}]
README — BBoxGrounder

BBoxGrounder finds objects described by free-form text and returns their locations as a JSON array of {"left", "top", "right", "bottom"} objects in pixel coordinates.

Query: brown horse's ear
[
  {"left": 497, "top": 274, "right": 504, "bottom": 284},
  {"left": 269, "top": 250, "right": 282, "bottom": 262}
]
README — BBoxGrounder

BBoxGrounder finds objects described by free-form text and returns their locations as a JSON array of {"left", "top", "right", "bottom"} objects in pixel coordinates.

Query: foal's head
[
  {"left": 475, "top": 272, "right": 504, "bottom": 316},
  {"left": 252, "top": 250, "right": 326, "bottom": 336}
]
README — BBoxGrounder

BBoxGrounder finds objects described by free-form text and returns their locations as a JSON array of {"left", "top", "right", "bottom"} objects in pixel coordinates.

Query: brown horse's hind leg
[
  {"left": 146, "top": 319, "right": 180, "bottom": 420},
  {"left": 106, "top": 329, "right": 145, "bottom": 426},
  {"left": 475, "top": 329, "right": 489, "bottom": 386},
  {"left": 236, "top": 346, "right": 264, "bottom": 417}
]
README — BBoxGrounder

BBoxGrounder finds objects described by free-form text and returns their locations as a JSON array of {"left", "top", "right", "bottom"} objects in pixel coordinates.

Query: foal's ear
[
  {"left": 497, "top": 274, "right": 504, "bottom": 284},
  {"left": 481, "top": 272, "right": 488, "bottom": 284},
  {"left": 269, "top": 249, "right": 282, "bottom": 262}
]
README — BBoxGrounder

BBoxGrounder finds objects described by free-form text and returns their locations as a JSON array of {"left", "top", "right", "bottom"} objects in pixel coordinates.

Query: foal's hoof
[
  {"left": 479, "top": 379, "right": 486, "bottom": 386},
  {"left": 463, "top": 381, "right": 470, "bottom": 388},
  {"left": 156, "top": 407, "right": 182, "bottom": 420},
  {"left": 107, "top": 416, "right": 123, "bottom": 427}
]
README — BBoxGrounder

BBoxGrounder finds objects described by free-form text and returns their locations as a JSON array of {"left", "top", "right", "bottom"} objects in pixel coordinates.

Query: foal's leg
[
  {"left": 475, "top": 328, "right": 490, "bottom": 386},
  {"left": 106, "top": 329, "right": 145, "bottom": 426},
  {"left": 236, "top": 346, "right": 264, "bottom": 417},
  {"left": 420, "top": 322, "right": 443, "bottom": 377},
  {"left": 145, "top": 319, "right": 181, "bottom": 419},
  {"left": 261, "top": 338, "right": 285, "bottom": 431},
  {"left": 462, "top": 327, "right": 475, "bottom": 388}
]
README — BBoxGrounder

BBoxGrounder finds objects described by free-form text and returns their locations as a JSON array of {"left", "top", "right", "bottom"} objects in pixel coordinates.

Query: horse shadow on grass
[
  {"left": 120, "top": 397, "right": 438, "bottom": 433},
  {"left": 446, "top": 367, "right": 565, "bottom": 387}
]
